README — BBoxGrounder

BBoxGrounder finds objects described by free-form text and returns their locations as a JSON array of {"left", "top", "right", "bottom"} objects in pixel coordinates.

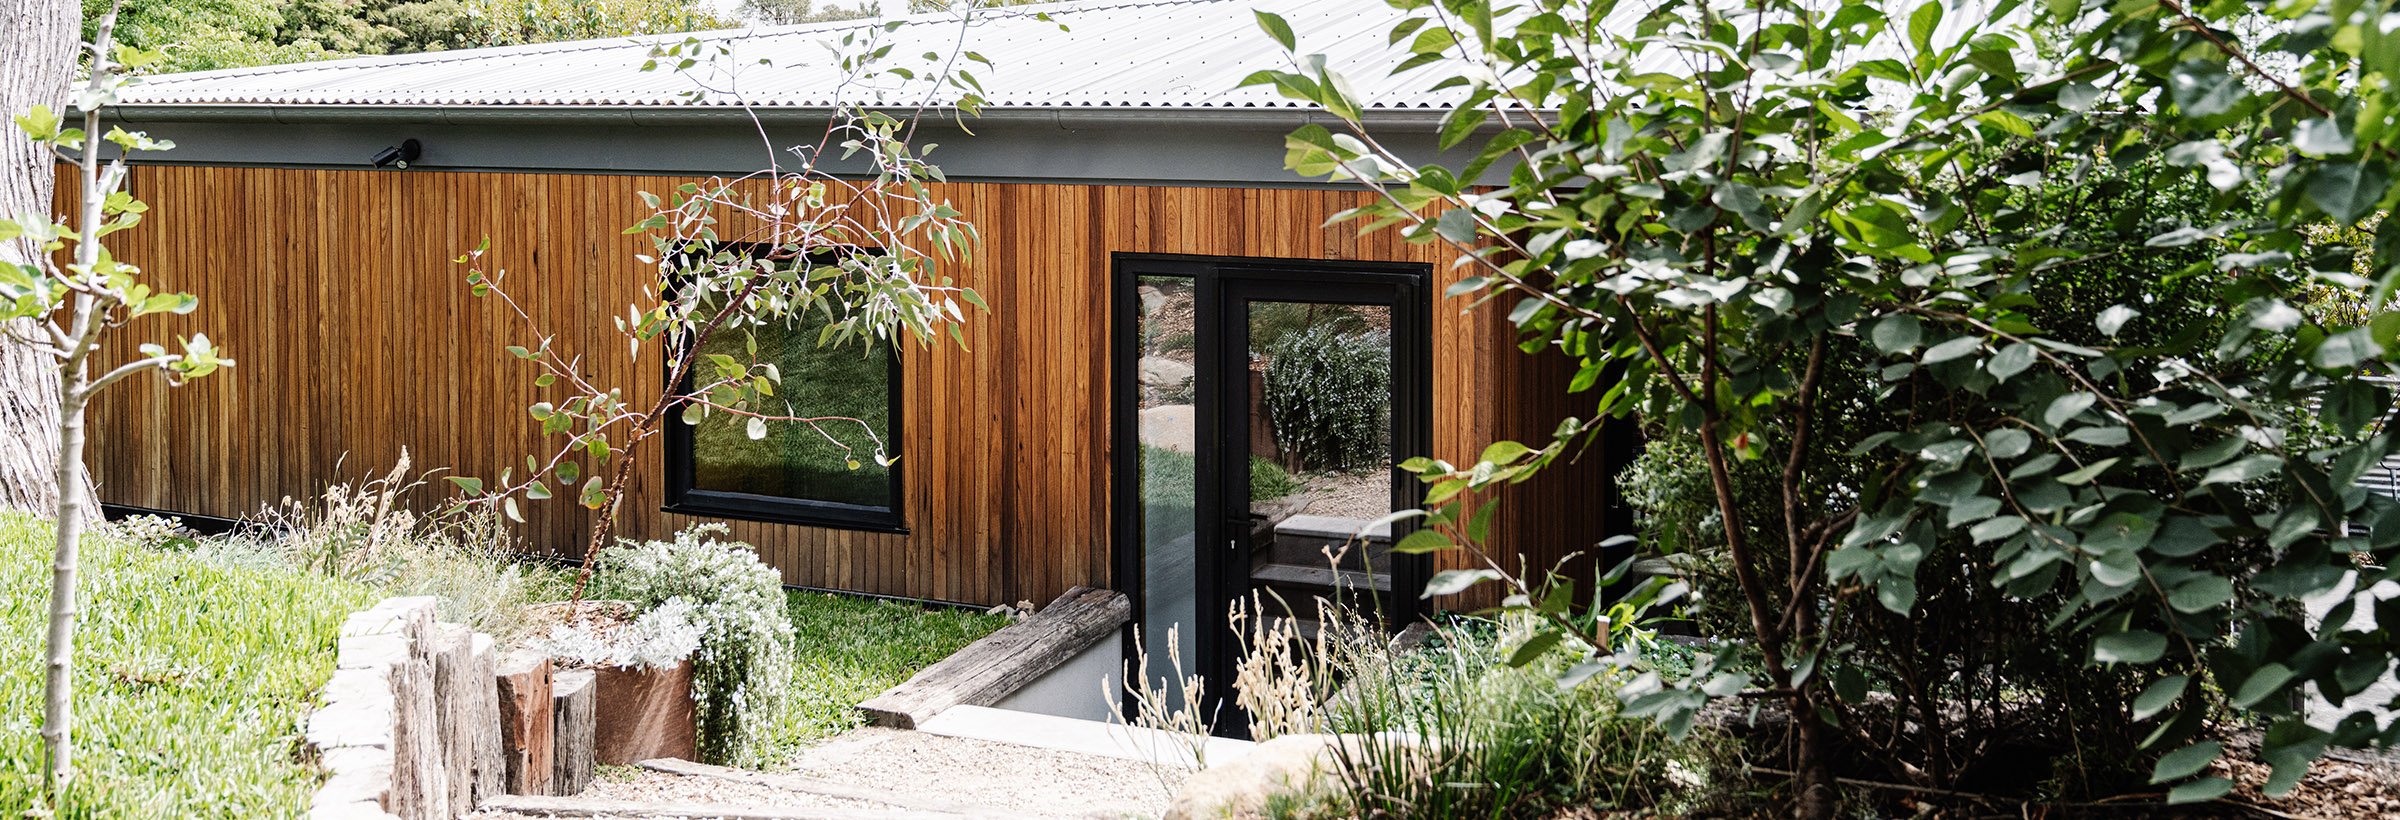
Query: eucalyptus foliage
[
  {"left": 1248, "top": 0, "right": 2400, "bottom": 812},
  {"left": 448, "top": 24, "right": 990, "bottom": 592}
]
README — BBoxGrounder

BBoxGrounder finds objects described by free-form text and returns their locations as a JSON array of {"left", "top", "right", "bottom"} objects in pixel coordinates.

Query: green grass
[
  {"left": 763, "top": 591, "right": 1007, "bottom": 759},
  {"left": 0, "top": 513, "right": 380, "bottom": 819}
]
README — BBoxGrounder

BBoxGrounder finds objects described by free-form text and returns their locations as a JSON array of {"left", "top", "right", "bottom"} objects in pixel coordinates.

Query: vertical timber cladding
[{"left": 77, "top": 165, "right": 1610, "bottom": 608}]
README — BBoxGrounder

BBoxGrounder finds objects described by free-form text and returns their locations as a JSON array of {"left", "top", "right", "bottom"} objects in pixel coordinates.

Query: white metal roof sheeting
[{"left": 121, "top": 0, "right": 1472, "bottom": 111}]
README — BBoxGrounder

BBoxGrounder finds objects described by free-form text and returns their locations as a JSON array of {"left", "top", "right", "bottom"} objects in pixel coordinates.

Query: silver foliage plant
[{"left": 593, "top": 523, "right": 797, "bottom": 767}]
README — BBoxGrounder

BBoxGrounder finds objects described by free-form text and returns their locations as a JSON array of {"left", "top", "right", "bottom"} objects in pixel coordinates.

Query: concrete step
[{"left": 916, "top": 705, "right": 1256, "bottom": 770}]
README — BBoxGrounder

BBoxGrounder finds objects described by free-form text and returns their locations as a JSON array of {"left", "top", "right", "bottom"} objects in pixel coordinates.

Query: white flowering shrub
[
  {"left": 530, "top": 598, "right": 705, "bottom": 670},
  {"left": 593, "top": 523, "right": 795, "bottom": 766}
]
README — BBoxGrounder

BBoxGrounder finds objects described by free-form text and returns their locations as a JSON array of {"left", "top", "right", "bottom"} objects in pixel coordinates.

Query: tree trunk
[{"left": 0, "top": 0, "right": 84, "bottom": 514}]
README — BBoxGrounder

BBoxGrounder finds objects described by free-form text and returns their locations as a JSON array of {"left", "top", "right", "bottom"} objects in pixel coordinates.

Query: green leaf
[
  {"left": 1922, "top": 335, "right": 1982, "bottom": 363},
  {"left": 1391, "top": 528, "right": 1455, "bottom": 554},
  {"left": 2309, "top": 161, "right": 2390, "bottom": 224},
  {"left": 2312, "top": 328, "right": 2380, "bottom": 369},
  {"left": 2150, "top": 742, "right": 2223, "bottom": 784},
  {"left": 2199, "top": 454, "right": 2281, "bottom": 486},
  {"left": 446, "top": 476, "right": 485, "bottom": 495},
  {"left": 2166, "top": 777, "right": 2234, "bottom": 804},
  {"left": 2293, "top": 118, "right": 2355, "bottom": 157},
  {"left": 2043, "top": 393, "right": 2096, "bottom": 427},
  {"left": 1970, "top": 516, "right": 2027, "bottom": 543},
  {"left": 1907, "top": 0, "right": 1943, "bottom": 54},
  {"left": 2133, "top": 676, "right": 2189, "bottom": 721},
  {"left": 1984, "top": 428, "right": 2031, "bottom": 458},
  {"left": 2094, "top": 630, "right": 2167, "bottom": 664},
  {"left": 1871, "top": 314, "right": 1922, "bottom": 355},
  {"left": 1423, "top": 568, "right": 1499, "bottom": 597},
  {"left": 1254, "top": 10, "right": 1296, "bottom": 51},
  {"left": 1505, "top": 630, "right": 1564, "bottom": 667},
  {"left": 2232, "top": 663, "right": 2296, "bottom": 707},
  {"left": 2168, "top": 60, "right": 2246, "bottom": 118},
  {"left": 2168, "top": 575, "right": 2234, "bottom": 613},
  {"left": 1435, "top": 207, "right": 1478, "bottom": 244},
  {"left": 1987, "top": 342, "right": 2036, "bottom": 379}
]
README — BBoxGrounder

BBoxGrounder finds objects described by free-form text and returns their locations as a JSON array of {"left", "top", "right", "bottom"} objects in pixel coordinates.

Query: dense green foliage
[
  {"left": 771, "top": 591, "right": 1006, "bottom": 750},
  {"left": 1263, "top": 325, "right": 1392, "bottom": 472},
  {"left": 1247, "top": 0, "right": 2400, "bottom": 812},
  {"left": 592, "top": 524, "right": 797, "bottom": 767},
  {"left": 0, "top": 514, "right": 378, "bottom": 818},
  {"left": 92, "top": 0, "right": 733, "bottom": 73}
]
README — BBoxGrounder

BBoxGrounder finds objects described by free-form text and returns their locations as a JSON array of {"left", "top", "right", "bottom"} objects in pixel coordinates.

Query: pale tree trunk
[{"left": 0, "top": 0, "right": 81, "bottom": 514}]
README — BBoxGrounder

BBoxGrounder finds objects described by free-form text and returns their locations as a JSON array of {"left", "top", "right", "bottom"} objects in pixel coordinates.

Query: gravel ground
[
  {"left": 464, "top": 728, "right": 1187, "bottom": 820},
  {"left": 1294, "top": 469, "right": 1392, "bottom": 520},
  {"left": 793, "top": 728, "right": 1186, "bottom": 819}
]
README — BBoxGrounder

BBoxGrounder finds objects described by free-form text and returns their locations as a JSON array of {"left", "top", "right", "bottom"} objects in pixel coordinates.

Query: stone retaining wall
[{"left": 308, "top": 597, "right": 594, "bottom": 820}]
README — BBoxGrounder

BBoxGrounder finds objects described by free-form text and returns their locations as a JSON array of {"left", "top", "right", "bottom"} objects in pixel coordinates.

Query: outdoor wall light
[{"left": 370, "top": 139, "right": 422, "bottom": 169}]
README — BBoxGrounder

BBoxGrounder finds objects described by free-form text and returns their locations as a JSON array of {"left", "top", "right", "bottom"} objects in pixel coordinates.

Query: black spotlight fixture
[{"left": 370, "top": 138, "right": 422, "bottom": 169}]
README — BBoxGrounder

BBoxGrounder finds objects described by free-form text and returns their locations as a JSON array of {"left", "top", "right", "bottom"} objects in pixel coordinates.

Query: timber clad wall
[{"left": 80, "top": 165, "right": 1610, "bottom": 608}]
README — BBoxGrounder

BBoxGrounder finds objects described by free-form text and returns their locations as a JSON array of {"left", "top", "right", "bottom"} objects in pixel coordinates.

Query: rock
[
  {"left": 494, "top": 650, "right": 554, "bottom": 796},
  {"left": 1162, "top": 734, "right": 1363, "bottom": 820},
  {"left": 1139, "top": 356, "right": 1195, "bottom": 389},
  {"left": 314, "top": 746, "right": 395, "bottom": 810},
  {"left": 592, "top": 660, "right": 698, "bottom": 765},
  {"left": 1138, "top": 404, "right": 1196, "bottom": 454},
  {"left": 307, "top": 800, "right": 402, "bottom": 820},
  {"left": 1138, "top": 285, "right": 1167, "bottom": 314}
]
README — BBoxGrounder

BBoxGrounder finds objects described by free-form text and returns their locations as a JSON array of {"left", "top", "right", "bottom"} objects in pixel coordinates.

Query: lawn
[
  {"left": 0, "top": 513, "right": 379, "bottom": 819},
  {"left": 764, "top": 590, "right": 1008, "bottom": 759}
]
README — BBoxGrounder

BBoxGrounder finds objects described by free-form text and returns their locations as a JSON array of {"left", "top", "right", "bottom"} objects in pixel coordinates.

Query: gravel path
[{"left": 465, "top": 728, "right": 1187, "bottom": 820}]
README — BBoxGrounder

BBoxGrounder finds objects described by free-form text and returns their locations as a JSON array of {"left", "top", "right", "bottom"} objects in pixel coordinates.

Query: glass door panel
[
  {"left": 1237, "top": 300, "right": 1400, "bottom": 634},
  {"left": 1133, "top": 274, "right": 1199, "bottom": 710}
]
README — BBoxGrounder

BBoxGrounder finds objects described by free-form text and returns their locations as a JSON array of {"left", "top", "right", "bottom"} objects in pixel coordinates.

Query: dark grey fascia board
[
  {"left": 76, "top": 104, "right": 1521, "bottom": 186},
  {"left": 98, "top": 103, "right": 1472, "bottom": 132}
]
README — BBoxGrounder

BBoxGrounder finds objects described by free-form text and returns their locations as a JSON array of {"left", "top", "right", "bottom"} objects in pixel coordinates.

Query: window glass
[{"left": 686, "top": 307, "right": 898, "bottom": 514}]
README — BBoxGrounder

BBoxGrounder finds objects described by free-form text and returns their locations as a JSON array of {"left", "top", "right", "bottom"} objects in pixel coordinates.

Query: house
[{"left": 82, "top": 0, "right": 1625, "bottom": 715}]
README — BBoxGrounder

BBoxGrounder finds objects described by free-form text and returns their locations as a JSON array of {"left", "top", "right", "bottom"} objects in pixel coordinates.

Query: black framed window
[{"left": 663, "top": 247, "right": 905, "bottom": 533}]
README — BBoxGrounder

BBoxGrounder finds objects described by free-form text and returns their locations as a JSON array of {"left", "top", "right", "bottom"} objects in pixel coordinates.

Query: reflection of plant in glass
[{"left": 1263, "top": 326, "right": 1389, "bottom": 472}]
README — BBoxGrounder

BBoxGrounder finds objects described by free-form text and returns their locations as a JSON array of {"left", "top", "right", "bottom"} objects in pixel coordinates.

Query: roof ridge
[{"left": 137, "top": 0, "right": 1235, "bottom": 87}]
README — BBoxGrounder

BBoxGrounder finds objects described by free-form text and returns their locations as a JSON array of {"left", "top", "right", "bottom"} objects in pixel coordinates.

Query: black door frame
[{"left": 1109, "top": 252, "right": 1432, "bottom": 731}]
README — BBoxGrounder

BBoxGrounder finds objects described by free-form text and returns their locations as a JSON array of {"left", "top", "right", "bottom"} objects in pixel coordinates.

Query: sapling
[{"left": 0, "top": 13, "right": 231, "bottom": 795}]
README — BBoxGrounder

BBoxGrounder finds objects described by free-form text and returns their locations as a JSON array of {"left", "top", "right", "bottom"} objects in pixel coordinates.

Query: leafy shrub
[
  {"left": 1263, "top": 326, "right": 1390, "bottom": 471},
  {"left": 1249, "top": 455, "right": 1305, "bottom": 500},
  {"left": 592, "top": 523, "right": 796, "bottom": 766}
]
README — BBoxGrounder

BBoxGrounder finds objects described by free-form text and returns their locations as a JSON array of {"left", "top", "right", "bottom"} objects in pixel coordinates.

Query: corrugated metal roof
[{"left": 120, "top": 0, "right": 1465, "bottom": 111}]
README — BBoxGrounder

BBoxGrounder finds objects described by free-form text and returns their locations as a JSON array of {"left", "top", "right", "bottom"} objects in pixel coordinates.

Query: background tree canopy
[{"left": 89, "top": 0, "right": 735, "bottom": 73}]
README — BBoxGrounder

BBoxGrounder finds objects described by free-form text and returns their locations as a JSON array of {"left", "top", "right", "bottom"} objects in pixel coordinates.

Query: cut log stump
[
  {"left": 551, "top": 669, "right": 596, "bottom": 796},
  {"left": 494, "top": 650, "right": 553, "bottom": 796}
]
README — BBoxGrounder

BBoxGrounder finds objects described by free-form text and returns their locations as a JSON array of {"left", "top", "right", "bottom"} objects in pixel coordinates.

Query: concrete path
[{"left": 465, "top": 727, "right": 1186, "bottom": 820}]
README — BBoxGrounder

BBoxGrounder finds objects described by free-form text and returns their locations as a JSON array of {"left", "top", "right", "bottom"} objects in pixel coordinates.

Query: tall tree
[{"left": 0, "top": 0, "right": 81, "bottom": 513}]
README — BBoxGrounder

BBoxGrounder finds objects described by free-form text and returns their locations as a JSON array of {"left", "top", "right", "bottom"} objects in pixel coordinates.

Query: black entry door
[{"left": 1115, "top": 254, "right": 1429, "bottom": 737}]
